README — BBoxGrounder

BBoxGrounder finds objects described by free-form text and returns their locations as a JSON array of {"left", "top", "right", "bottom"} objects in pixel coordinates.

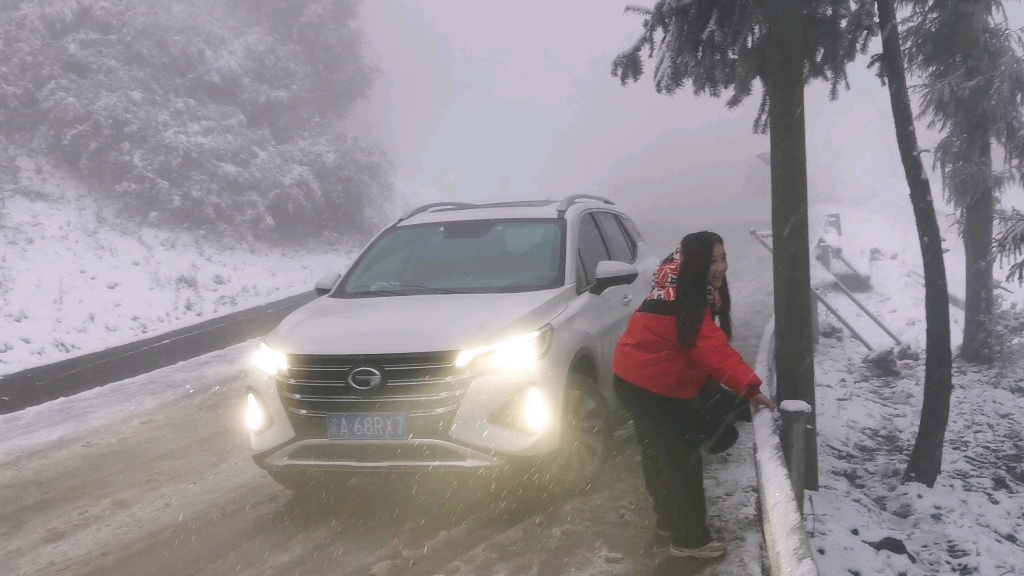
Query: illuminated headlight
[
  {"left": 523, "top": 387, "right": 551, "bottom": 431},
  {"left": 455, "top": 326, "right": 552, "bottom": 372},
  {"left": 251, "top": 342, "right": 288, "bottom": 376},
  {"left": 246, "top": 391, "right": 272, "bottom": 433}
]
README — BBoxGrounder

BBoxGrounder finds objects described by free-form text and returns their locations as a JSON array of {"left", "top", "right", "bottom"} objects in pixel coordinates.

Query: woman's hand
[{"left": 749, "top": 393, "right": 777, "bottom": 412}]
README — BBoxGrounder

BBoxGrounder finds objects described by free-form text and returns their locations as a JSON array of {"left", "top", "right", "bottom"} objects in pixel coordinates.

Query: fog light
[
  {"left": 523, "top": 387, "right": 550, "bottom": 431},
  {"left": 246, "top": 392, "right": 271, "bottom": 432}
]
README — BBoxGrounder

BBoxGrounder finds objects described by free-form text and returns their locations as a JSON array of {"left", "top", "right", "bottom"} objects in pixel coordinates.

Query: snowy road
[{"left": 0, "top": 210, "right": 774, "bottom": 576}]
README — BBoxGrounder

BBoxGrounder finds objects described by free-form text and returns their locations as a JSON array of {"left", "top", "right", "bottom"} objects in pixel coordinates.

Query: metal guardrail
[
  {"left": 750, "top": 228, "right": 900, "bottom": 353},
  {"left": 0, "top": 290, "right": 318, "bottom": 414},
  {"left": 752, "top": 317, "right": 819, "bottom": 576}
]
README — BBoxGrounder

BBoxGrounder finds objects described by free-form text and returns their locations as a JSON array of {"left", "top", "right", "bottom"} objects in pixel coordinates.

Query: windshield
[{"left": 335, "top": 219, "right": 566, "bottom": 297}]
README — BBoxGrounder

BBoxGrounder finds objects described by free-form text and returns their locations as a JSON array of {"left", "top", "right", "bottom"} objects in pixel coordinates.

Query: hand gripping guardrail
[{"left": 752, "top": 316, "right": 818, "bottom": 576}]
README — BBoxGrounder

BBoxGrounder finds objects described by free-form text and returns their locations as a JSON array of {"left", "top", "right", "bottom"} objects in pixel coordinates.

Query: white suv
[{"left": 245, "top": 195, "right": 657, "bottom": 495}]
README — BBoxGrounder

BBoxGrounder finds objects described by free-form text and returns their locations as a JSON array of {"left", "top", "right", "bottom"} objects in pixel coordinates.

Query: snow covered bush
[
  {"left": 0, "top": 0, "right": 393, "bottom": 242},
  {"left": 993, "top": 294, "right": 1024, "bottom": 354}
]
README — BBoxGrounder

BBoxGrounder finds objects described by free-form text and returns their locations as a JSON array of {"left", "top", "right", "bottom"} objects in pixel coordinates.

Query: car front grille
[{"left": 276, "top": 352, "right": 467, "bottom": 422}]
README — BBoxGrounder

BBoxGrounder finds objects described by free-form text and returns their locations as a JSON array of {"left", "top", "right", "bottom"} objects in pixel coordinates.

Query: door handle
[{"left": 621, "top": 295, "right": 633, "bottom": 306}]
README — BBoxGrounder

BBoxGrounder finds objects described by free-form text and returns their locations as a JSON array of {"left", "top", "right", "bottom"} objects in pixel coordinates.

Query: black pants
[{"left": 614, "top": 377, "right": 749, "bottom": 547}]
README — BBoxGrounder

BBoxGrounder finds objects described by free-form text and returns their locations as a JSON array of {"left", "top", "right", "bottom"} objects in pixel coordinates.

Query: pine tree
[
  {"left": 613, "top": 1, "right": 878, "bottom": 134},
  {"left": 901, "top": 0, "right": 1024, "bottom": 364},
  {"left": 873, "top": 0, "right": 953, "bottom": 488},
  {"left": 614, "top": 0, "right": 958, "bottom": 487},
  {"left": 613, "top": 0, "right": 878, "bottom": 491}
]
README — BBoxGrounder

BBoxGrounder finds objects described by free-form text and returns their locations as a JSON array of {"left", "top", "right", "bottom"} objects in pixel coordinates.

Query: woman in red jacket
[{"left": 612, "top": 231, "right": 776, "bottom": 559}]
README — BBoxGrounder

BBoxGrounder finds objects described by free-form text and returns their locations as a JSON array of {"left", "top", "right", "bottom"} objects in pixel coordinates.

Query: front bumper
[
  {"left": 257, "top": 438, "right": 501, "bottom": 473},
  {"left": 247, "top": 357, "right": 567, "bottom": 473}
]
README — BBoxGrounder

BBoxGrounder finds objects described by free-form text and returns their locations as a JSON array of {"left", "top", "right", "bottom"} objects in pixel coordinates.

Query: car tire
[{"left": 535, "top": 371, "right": 613, "bottom": 494}]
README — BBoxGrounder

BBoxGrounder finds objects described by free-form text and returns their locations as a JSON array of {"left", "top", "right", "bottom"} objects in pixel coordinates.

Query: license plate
[{"left": 327, "top": 413, "right": 407, "bottom": 440}]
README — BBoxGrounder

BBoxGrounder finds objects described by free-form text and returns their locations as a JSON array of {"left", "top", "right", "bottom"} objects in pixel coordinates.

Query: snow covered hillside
[
  {"left": 0, "top": 158, "right": 367, "bottom": 377},
  {"left": 802, "top": 198, "right": 1024, "bottom": 574},
  {"left": 810, "top": 185, "right": 1024, "bottom": 354},
  {"left": 812, "top": 333, "right": 1024, "bottom": 574}
]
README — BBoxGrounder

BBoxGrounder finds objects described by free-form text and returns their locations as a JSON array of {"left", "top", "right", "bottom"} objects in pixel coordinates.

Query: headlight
[
  {"left": 251, "top": 342, "right": 288, "bottom": 376},
  {"left": 246, "top": 391, "right": 272, "bottom": 433},
  {"left": 455, "top": 326, "right": 552, "bottom": 371}
]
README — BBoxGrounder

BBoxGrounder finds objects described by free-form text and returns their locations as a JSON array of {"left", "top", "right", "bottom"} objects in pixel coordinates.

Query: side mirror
[
  {"left": 314, "top": 272, "right": 342, "bottom": 296},
  {"left": 590, "top": 261, "right": 639, "bottom": 295}
]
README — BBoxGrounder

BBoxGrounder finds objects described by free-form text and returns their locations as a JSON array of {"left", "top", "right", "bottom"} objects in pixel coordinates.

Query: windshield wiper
[
  {"left": 345, "top": 289, "right": 405, "bottom": 298},
  {"left": 375, "top": 283, "right": 466, "bottom": 294},
  {"left": 344, "top": 283, "right": 467, "bottom": 297}
]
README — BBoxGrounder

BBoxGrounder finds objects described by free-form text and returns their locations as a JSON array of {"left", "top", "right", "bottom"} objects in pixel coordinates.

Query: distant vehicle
[{"left": 245, "top": 195, "right": 658, "bottom": 496}]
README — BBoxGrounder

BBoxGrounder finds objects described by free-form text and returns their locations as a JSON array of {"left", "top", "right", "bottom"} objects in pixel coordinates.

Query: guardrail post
[
  {"left": 755, "top": 319, "right": 819, "bottom": 574},
  {"left": 811, "top": 292, "right": 820, "bottom": 346},
  {"left": 780, "top": 400, "right": 812, "bottom": 516},
  {"left": 819, "top": 243, "right": 832, "bottom": 272}
]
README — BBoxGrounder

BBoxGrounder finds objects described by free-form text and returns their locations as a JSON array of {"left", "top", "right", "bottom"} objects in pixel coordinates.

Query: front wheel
[{"left": 537, "top": 372, "right": 613, "bottom": 493}]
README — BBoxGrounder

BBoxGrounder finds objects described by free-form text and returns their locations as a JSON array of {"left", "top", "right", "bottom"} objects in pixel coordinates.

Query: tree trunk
[
  {"left": 767, "top": 0, "right": 818, "bottom": 490},
  {"left": 960, "top": 135, "right": 995, "bottom": 364},
  {"left": 876, "top": 0, "right": 954, "bottom": 488}
]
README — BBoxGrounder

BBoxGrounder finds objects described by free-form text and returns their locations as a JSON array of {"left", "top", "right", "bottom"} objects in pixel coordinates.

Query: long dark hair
[{"left": 675, "top": 231, "right": 732, "bottom": 347}]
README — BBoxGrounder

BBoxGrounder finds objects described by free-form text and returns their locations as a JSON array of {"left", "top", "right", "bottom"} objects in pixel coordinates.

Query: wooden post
[{"left": 767, "top": 0, "right": 819, "bottom": 491}]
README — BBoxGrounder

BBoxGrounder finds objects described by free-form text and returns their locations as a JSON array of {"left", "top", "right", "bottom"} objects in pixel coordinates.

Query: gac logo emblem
[{"left": 347, "top": 366, "right": 384, "bottom": 390}]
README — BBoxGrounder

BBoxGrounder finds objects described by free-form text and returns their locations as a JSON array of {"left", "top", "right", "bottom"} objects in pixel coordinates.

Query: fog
[
  {"left": 8, "top": 4, "right": 1024, "bottom": 574},
  {"left": 345, "top": 0, "right": 951, "bottom": 233}
]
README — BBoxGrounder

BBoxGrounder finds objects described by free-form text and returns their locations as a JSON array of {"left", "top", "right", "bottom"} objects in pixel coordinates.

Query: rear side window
[
  {"left": 576, "top": 214, "right": 610, "bottom": 290},
  {"left": 593, "top": 211, "right": 634, "bottom": 264},
  {"left": 614, "top": 215, "right": 639, "bottom": 260},
  {"left": 619, "top": 216, "right": 644, "bottom": 245}
]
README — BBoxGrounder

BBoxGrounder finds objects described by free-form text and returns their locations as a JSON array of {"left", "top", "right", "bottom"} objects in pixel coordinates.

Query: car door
[
  {"left": 613, "top": 213, "right": 659, "bottom": 307},
  {"left": 590, "top": 211, "right": 642, "bottom": 346},
  {"left": 571, "top": 212, "right": 619, "bottom": 388}
]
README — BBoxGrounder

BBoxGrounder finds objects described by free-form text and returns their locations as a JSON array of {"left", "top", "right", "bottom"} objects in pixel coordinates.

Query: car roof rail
[
  {"left": 555, "top": 194, "right": 615, "bottom": 217},
  {"left": 477, "top": 200, "right": 558, "bottom": 209},
  {"left": 394, "top": 202, "right": 478, "bottom": 224}
]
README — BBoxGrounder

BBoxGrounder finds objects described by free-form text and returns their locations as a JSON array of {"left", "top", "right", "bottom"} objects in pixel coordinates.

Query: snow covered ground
[
  {"left": 0, "top": 333, "right": 767, "bottom": 576},
  {"left": 0, "top": 157, "right": 365, "bottom": 377},
  {"left": 803, "top": 202, "right": 1024, "bottom": 574}
]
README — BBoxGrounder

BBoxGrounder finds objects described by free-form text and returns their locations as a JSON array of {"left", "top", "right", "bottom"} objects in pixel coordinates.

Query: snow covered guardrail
[
  {"left": 0, "top": 290, "right": 318, "bottom": 415},
  {"left": 753, "top": 317, "right": 818, "bottom": 576}
]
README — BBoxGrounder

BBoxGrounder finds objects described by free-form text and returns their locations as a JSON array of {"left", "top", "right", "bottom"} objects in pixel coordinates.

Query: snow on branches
[{"left": 0, "top": 0, "right": 393, "bottom": 241}]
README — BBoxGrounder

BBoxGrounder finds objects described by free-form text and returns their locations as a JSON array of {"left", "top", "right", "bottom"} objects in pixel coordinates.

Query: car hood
[{"left": 264, "top": 287, "right": 576, "bottom": 355}]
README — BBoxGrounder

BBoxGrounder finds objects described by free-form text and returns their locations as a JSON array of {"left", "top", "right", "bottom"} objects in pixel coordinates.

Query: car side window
[
  {"left": 619, "top": 216, "right": 644, "bottom": 245},
  {"left": 613, "top": 215, "right": 639, "bottom": 260},
  {"left": 593, "top": 211, "right": 634, "bottom": 264},
  {"left": 576, "top": 213, "right": 610, "bottom": 291}
]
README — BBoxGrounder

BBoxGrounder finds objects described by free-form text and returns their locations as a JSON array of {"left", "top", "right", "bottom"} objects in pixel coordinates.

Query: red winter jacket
[{"left": 612, "top": 301, "right": 762, "bottom": 401}]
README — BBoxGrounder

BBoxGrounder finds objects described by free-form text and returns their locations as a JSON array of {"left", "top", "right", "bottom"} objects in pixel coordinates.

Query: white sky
[{"left": 347, "top": 0, "right": 1024, "bottom": 213}]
